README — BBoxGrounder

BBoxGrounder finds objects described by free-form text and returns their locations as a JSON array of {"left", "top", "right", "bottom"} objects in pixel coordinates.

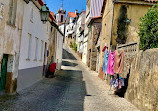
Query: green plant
[
  {"left": 70, "top": 42, "right": 73, "bottom": 48},
  {"left": 139, "top": 4, "right": 158, "bottom": 50},
  {"left": 73, "top": 42, "right": 77, "bottom": 51},
  {"left": 117, "top": 5, "right": 128, "bottom": 44}
]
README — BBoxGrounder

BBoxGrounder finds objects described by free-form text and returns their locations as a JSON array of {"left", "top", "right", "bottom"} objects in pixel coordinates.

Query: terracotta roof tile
[
  {"left": 49, "top": 11, "right": 56, "bottom": 22},
  {"left": 50, "top": 12, "right": 55, "bottom": 16},
  {"left": 68, "top": 12, "right": 77, "bottom": 18}
]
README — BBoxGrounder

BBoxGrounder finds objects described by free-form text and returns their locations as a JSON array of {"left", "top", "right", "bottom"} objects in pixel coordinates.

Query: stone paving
[{"left": 0, "top": 45, "right": 140, "bottom": 111}]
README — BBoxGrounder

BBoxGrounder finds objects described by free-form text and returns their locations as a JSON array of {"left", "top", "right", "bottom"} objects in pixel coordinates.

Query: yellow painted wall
[
  {"left": 112, "top": 3, "right": 152, "bottom": 46},
  {"left": 100, "top": 0, "right": 114, "bottom": 66}
]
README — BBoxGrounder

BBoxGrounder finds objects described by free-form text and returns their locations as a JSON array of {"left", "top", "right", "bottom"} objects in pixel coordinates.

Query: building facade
[
  {"left": 65, "top": 12, "right": 77, "bottom": 45},
  {"left": 17, "top": 1, "right": 49, "bottom": 91},
  {"left": 0, "top": 0, "right": 25, "bottom": 94},
  {"left": 87, "top": 0, "right": 103, "bottom": 71},
  {"left": 82, "top": 0, "right": 91, "bottom": 64},
  {"left": 76, "top": 11, "right": 86, "bottom": 58}
]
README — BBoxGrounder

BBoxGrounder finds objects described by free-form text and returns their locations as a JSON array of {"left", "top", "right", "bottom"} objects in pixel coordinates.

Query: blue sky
[{"left": 45, "top": 0, "right": 86, "bottom": 15}]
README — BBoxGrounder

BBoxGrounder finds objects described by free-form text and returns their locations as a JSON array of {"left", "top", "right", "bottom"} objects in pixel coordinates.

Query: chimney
[{"left": 75, "top": 10, "right": 78, "bottom": 15}]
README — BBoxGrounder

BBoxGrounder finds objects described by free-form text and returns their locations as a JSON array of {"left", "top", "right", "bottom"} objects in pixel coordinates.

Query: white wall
[
  {"left": 19, "top": 2, "right": 48, "bottom": 70},
  {"left": 56, "top": 13, "right": 65, "bottom": 24},
  {"left": 82, "top": 2, "right": 91, "bottom": 64},
  {"left": 59, "top": 24, "right": 65, "bottom": 34},
  {"left": 56, "top": 31, "right": 63, "bottom": 70},
  {"left": 76, "top": 14, "right": 82, "bottom": 51}
]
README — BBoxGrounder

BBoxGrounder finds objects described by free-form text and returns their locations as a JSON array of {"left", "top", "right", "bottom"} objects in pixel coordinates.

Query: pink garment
[
  {"left": 114, "top": 50, "right": 124, "bottom": 73},
  {"left": 107, "top": 50, "right": 116, "bottom": 75}
]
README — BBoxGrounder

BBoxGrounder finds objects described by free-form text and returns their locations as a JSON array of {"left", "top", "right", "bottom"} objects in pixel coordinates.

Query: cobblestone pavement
[{"left": 0, "top": 45, "right": 140, "bottom": 111}]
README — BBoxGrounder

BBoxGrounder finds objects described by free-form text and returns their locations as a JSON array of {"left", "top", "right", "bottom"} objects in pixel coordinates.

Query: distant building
[
  {"left": 76, "top": 11, "right": 86, "bottom": 59},
  {"left": 56, "top": 4, "right": 66, "bottom": 25},
  {"left": 65, "top": 11, "right": 77, "bottom": 45},
  {"left": 87, "top": 0, "right": 103, "bottom": 71},
  {"left": 82, "top": 0, "right": 91, "bottom": 65}
]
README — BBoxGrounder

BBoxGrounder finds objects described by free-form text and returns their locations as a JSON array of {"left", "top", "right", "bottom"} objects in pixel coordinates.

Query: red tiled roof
[
  {"left": 50, "top": 12, "right": 55, "bottom": 17},
  {"left": 91, "top": 16, "right": 102, "bottom": 20},
  {"left": 68, "top": 12, "right": 77, "bottom": 18},
  {"left": 49, "top": 12, "right": 56, "bottom": 22}
]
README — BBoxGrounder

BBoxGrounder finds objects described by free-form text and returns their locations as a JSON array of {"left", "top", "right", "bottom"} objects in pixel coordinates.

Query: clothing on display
[
  {"left": 102, "top": 49, "right": 109, "bottom": 74},
  {"left": 114, "top": 50, "right": 124, "bottom": 73},
  {"left": 107, "top": 50, "right": 116, "bottom": 75}
]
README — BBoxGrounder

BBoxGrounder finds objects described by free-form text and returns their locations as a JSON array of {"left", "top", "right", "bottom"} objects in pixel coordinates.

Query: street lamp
[{"left": 40, "top": 4, "right": 50, "bottom": 24}]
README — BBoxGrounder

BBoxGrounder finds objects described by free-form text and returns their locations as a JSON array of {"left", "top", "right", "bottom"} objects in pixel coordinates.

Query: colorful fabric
[
  {"left": 107, "top": 50, "right": 116, "bottom": 75},
  {"left": 102, "top": 49, "right": 109, "bottom": 74},
  {"left": 114, "top": 50, "right": 124, "bottom": 73},
  {"left": 102, "top": 46, "right": 107, "bottom": 52}
]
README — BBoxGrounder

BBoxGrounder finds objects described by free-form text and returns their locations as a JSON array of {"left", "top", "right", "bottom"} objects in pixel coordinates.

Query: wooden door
[{"left": 0, "top": 54, "right": 8, "bottom": 90}]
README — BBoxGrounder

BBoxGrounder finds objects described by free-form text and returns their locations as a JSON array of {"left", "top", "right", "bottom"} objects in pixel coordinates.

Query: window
[
  {"left": 8, "top": 0, "right": 17, "bottom": 26},
  {"left": 61, "top": 15, "right": 63, "bottom": 22},
  {"left": 40, "top": 40, "right": 44, "bottom": 60},
  {"left": 27, "top": 34, "right": 32, "bottom": 60},
  {"left": 30, "top": 8, "right": 33, "bottom": 22},
  {"left": 34, "top": 37, "right": 39, "bottom": 61}
]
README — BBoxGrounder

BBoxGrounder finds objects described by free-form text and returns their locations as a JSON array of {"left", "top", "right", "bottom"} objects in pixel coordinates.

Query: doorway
[
  {"left": 43, "top": 42, "right": 47, "bottom": 76},
  {"left": 0, "top": 54, "right": 8, "bottom": 91}
]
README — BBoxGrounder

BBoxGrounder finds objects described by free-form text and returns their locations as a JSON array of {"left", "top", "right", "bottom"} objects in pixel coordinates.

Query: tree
[{"left": 139, "top": 4, "right": 158, "bottom": 50}]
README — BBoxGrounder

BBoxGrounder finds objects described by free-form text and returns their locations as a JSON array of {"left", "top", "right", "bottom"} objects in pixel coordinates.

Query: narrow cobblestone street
[{"left": 0, "top": 45, "right": 139, "bottom": 111}]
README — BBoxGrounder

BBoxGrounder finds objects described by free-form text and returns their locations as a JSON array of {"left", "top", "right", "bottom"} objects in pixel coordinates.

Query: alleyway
[{"left": 0, "top": 45, "right": 139, "bottom": 111}]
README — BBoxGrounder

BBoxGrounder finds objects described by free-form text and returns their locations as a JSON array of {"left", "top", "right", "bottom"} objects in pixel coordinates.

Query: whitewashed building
[
  {"left": 82, "top": 0, "right": 91, "bottom": 64},
  {"left": 76, "top": 11, "right": 86, "bottom": 54},
  {"left": 17, "top": 1, "right": 49, "bottom": 91},
  {"left": 65, "top": 11, "right": 77, "bottom": 45},
  {"left": 56, "top": 31, "right": 64, "bottom": 70}
]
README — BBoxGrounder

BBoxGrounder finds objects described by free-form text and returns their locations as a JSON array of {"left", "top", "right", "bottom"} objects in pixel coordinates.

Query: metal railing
[{"left": 117, "top": 42, "right": 139, "bottom": 58}]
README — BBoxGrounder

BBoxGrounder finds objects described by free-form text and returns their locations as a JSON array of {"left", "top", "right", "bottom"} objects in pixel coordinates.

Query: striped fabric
[{"left": 90, "top": 0, "right": 104, "bottom": 18}]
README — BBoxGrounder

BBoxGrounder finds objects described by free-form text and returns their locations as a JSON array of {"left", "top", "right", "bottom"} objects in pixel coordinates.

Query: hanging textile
[
  {"left": 102, "top": 46, "right": 107, "bottom": 52},
  {"left": 107, "top": 50, "right": 116, "bottom": 75},
  {"left": 102, "top": 49, "right": 109, "bottom": 74},
  {"left": 114, "top": 50, "right": 124, "bottom": 73}
]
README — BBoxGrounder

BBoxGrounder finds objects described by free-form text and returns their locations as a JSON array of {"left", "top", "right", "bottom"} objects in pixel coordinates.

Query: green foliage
[
  {"left": 70, "top": 42, "right": 73, "bottom": 48},
  {"left": 73, "top": 42, "right": 77, "bottom": 52},
  {"left": 139, "top": 4, "right": 158, "bottom": 50},
  {"left": 117, "top": 5, "right": 128, "bottom": 44}
]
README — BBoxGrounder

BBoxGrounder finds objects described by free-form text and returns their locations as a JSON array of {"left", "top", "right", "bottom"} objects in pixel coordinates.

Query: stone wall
[{"left": 125, "top": 48, "right": 158, "bottom": 111}]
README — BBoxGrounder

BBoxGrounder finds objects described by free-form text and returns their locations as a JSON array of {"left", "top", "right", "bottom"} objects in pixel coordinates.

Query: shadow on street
[
  {"left": 0, "top": 48, "right": 87, "bottom": 111},
  {"left": 62, "top": 61, "right": 78, "bottom": 67}
]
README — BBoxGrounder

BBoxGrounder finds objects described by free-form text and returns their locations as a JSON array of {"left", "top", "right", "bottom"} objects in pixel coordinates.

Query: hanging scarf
[
  {"left": 107, "top": 50, "right": 116, "bottom": 75},
  {"left": 114, "top": 50, "right": 124, "bottom": 73},
  {"left": 102, "top": 49, "right": 109, "bottom": 74}
]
